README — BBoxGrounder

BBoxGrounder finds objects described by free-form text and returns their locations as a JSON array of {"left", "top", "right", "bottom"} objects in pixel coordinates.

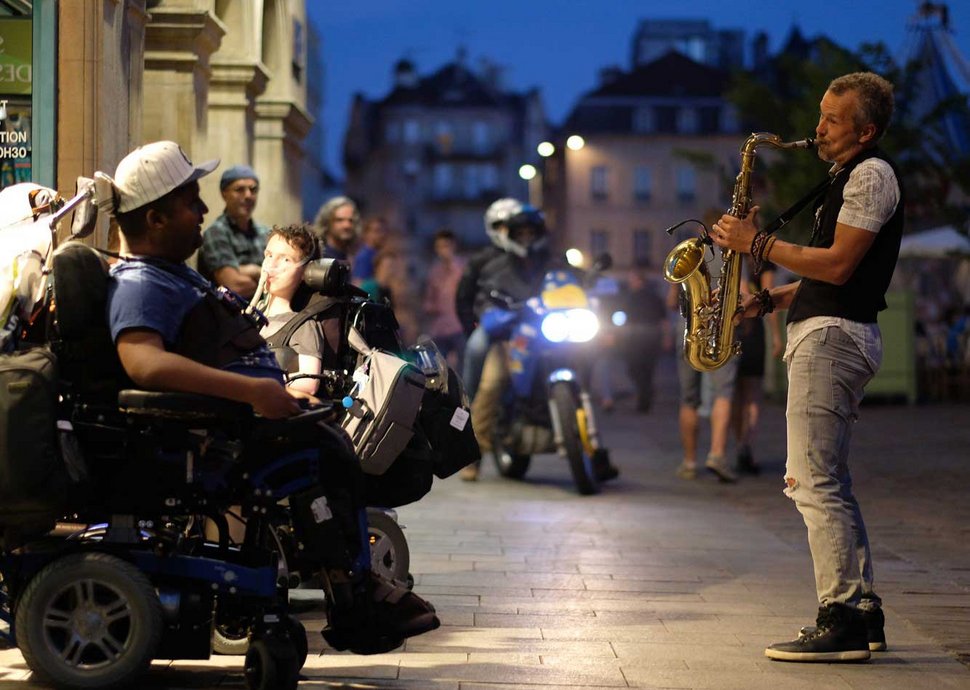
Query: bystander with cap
[{"left": 197, "top": 163, "right": 269, "bottom": 299}]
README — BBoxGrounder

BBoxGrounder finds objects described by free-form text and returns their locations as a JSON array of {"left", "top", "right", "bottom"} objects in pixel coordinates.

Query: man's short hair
[
  {"left": 268, "top": 224, "right": 320, "bottom": 261},
  {"left": 114, "top": 185, "right": 185, "bottom": 241},
  {"left": 828, "top": 72, "right": 895, "bottom": 140},
  {"left": 313, "top": 196, "right": 360, "bottom": 239}
]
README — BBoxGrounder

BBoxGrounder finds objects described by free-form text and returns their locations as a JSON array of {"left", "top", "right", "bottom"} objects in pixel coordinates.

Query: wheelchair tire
[
  {"left": 286, "top": 616, "right": 308, "bottom": 671},
  {"left": 16, "top": 552, "right": 163, "bottom": 690},
  {"left": 244, "top": 638, "right": 299, "bottom": 690},
  {"left": 211, "top": 616, "right": 252, "bottom": 656},
  {"left": 367, "top": 508, "right": 410, "bottom": 585}
]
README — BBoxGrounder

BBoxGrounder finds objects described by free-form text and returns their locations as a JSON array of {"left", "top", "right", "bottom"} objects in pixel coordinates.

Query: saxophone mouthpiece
[{"left": 800, "top": 137, "right": 816, "bottom": 149}]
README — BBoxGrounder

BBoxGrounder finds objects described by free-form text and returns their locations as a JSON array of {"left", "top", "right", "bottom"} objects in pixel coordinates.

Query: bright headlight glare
[
  {"left": 566, "top": 309, "right": 599, "bottom": 342},
  {"left": 540, "top": 312, "right": 570, "bottom": 342}
]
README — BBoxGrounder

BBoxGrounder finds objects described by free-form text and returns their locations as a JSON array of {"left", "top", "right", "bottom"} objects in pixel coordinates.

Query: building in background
[
  {"left": 544, "top": 49, "right": 743, "bottom": 272},
  {"left": 630, "top": 18, "right": 746, "bottom": 70},
  {"left": 0, "top": 0, "right": 316, "bottom": 249},
  {"left": 342, "top": 52, "right": 547, "bottom": 250}
]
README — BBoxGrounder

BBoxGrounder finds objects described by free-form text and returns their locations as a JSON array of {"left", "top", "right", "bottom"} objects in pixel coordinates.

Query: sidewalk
[{"left": 1, "top": 355, "right": 968, "bottom": 689}]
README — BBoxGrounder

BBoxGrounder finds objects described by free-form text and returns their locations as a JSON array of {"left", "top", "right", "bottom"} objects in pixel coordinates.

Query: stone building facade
[{"left": 48, "top": 0, "right": 314, "bottom": 246}]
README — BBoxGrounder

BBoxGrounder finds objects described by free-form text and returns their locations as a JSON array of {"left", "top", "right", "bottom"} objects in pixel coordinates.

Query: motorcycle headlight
[
  {"left": 540, "top": 309, "right": 599, "bottom": 343},
  {"left": 540, "top": 311, "right": 570, "bottom": 343}
]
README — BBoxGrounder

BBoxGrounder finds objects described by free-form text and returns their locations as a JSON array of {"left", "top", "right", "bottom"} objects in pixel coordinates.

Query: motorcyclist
[{"left": 458, "top": 203, "right": 554, "bottom": 480}]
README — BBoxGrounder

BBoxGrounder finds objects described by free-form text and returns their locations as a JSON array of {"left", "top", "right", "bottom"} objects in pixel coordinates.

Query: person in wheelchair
[
  {"left": 256, "top": 223, "right": 342, "bottom": 395},
  {"left": 102, "top": 140, "right": 439, "bottom": 654}
]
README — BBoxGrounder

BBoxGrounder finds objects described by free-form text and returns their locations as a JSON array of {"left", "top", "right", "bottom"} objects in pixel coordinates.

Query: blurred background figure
[
  {"left": 313, "top": 195, "right": 360, "bottom": 262},
  {"left": 198, "top": 164, "right": 268, "bottom": 299},
  {"left": 422, "top": 229, "right": 466, "bottom": 369},
  {"left": 618, "top": 262, "right": 670, "bottom": 413},
  {"left": 373, "top": 244, "right": 421, "bottom": 346},
  {"left": 355, "top": 215, "right": 389, "bottom": 292},
  {"left": 668, "top": 280, "right": 738, "bottom": 483},
  {"left": 732, "top": 258, "right": 784, "bottom": 475}
]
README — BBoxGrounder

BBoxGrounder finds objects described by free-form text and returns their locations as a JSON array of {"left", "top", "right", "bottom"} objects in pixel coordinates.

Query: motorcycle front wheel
[{"left": 550, "top": 382, "right": 600, "bottom": 495}]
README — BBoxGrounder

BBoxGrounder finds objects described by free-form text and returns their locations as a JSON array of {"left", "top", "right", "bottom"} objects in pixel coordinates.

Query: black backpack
[{"left": 0, "top": 346, "right": 72, "bottom": 528}]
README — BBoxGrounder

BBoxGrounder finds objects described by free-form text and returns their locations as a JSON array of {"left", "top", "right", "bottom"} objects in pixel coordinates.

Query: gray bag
[{"left": 341, "top": 328, "right": 426, "bottom": 475}]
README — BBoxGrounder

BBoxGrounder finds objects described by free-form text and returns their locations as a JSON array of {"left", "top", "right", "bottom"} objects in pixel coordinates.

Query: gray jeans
[{"left": 784, "top": 325, "right": 881, "bottom": 610}]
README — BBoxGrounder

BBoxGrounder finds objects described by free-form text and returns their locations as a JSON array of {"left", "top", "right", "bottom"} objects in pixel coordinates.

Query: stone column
[
  {"left": 57, "top": 0, "right": 149, "bottom": 248},
  {"left": 253, "top": 100, "right": 312, "bottom": 227},
  {"left": 142, "top": 6, "right": 224, "bottom": 162},
  {"left": 203, "top": 59, "right": 268, "bottom": 209}
]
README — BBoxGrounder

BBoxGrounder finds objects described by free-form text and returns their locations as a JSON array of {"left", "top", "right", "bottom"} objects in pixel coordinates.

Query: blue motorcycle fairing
[{"left": 480, "top": 307, "right": 519, "bottom": 338}]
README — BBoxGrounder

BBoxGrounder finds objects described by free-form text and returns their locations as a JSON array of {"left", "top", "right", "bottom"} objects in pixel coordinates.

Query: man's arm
[
  {"left": 455, "top": 260, "right": 481, "bottom": 336},
  {"left": 116, "top": 329, "right": 302, "bottom": 419},
  {"left": 714, "top": 208, "right": 876, "bottom": 286},
  {"left": 212, "top": 265, "right": 260, "bottom": 299}
]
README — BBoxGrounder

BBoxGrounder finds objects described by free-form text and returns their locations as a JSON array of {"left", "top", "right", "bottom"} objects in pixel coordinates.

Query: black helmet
[{"left": 504, "top": 205, "right": 547, "bottom": 256}]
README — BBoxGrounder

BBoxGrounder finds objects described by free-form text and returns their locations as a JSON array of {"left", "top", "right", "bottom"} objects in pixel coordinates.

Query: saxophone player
[{"left": 712, "top": 72, "right": 901, "bottom": 663}]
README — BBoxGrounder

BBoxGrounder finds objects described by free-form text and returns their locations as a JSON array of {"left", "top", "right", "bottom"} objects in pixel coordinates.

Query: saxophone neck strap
[{"left": 762, "top": 175, "right": 833, "bottom": 236}]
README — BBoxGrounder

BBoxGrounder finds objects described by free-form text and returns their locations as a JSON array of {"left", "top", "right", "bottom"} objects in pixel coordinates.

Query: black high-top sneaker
[
  {"left": 799, "top": 605, "right": 886, "bottom": 651},
  {"left": 765, "top": 603, "right": 871, "bottom": 662}
]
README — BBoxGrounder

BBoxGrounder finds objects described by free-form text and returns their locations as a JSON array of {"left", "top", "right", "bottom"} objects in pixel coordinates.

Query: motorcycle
[{"left": 480, "top": 255, "right": 615, "bottom": 495}]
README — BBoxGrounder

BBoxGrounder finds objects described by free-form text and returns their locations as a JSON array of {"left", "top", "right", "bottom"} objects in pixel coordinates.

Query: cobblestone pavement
[{"left": 1, "top": 354, "right": 968, "bottom": 689}]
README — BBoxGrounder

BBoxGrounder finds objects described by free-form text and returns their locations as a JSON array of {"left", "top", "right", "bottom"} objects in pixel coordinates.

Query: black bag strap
[
  {"left": 264, "top": 293, "right": 341, "bottom": 349},
  {"left": 762, "top": 175, "right": 833, "bottom": 236}
]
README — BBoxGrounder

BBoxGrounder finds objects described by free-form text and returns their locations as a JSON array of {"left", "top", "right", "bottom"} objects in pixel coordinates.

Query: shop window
[{"left": 0, "top": 16, "right": 33, "bottom": 192}]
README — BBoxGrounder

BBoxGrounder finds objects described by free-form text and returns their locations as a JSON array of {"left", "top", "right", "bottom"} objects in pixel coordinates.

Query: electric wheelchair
[{"left": 0, "top": 241, "right": 336, "bottom": 690}]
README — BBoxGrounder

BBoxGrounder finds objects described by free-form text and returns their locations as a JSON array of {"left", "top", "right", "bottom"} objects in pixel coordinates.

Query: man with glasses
[{"left": 198, "top": 164, "right": 269, "bottom": 299}]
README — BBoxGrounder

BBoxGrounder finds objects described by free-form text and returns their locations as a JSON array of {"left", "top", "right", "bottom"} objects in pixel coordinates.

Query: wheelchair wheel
[
  {"left": 367, "top": 508, "right": 410, "bottom": 585},
  {"left": 212, "top": 614, "right": 252, "bottom": 656},
  {"left": 244, "top": 637, "right": 299, "bottom": 690},
  {"left": 286, "top": 616, "right": 308, "bottom": 671},
  {"left": 16, "top": 552, "right": 163, "bottom": 689}
]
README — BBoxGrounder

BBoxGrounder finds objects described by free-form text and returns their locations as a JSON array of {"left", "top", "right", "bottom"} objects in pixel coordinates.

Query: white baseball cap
[{"left": 111, "top": 141, "right": 219, "bottom": 213}]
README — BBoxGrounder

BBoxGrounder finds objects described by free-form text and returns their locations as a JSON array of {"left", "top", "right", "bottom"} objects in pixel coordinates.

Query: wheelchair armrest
[
  {"left": 118, "top": 389, "right": 253, "bottom": 421},
  {"left": 251, "top": 403, "right": 336, "bottom": 439}
]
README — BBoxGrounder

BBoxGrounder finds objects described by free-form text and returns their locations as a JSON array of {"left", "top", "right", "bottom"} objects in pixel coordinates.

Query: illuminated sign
[{"left": 0, "top": 18, "right": 32, "bottom": 96}]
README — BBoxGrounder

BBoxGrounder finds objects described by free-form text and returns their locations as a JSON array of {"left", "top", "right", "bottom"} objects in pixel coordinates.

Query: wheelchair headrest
[
  {"left": 51, "top": 242, "right": 129, "bottom": 392},
  {"left": 303, "top": 258, "right": 352, "bottom": 295},
  {"left": 52, "top": 242, "right": 110, "bottom": 340}
]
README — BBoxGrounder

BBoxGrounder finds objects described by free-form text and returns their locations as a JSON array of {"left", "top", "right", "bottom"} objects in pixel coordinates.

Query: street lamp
[
  {"left": 518, "top": 163, "right": 542, "bottom": 208},
  {"left": 566, "top": 135, "right": 585, "bottom": 151},
  {"left": 537, "top": 141, "right": 555, "bottom": 157}
]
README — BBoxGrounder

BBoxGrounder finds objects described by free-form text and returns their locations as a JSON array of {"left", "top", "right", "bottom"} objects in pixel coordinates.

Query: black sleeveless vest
[{"left": 786, "top": 148, "right": 904, "bottom": 325}]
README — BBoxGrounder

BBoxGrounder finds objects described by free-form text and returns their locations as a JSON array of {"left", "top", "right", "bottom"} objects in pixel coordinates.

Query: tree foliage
[{"left": 725, "top": 35, "right": 970, "bottom": 241}]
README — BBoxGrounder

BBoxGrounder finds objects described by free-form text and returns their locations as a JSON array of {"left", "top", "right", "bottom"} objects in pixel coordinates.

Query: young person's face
[{"left": 262, "top": 234, "right": 307, "bottom": 300}]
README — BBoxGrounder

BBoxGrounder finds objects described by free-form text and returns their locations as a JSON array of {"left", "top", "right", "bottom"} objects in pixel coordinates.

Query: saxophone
[{"left": 663, "top": 132, "right": 814, "bottom": 372}]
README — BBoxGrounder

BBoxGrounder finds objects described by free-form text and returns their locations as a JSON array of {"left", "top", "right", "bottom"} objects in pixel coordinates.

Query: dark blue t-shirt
[{"left": 107, "top": 258, "right": 283, "bottom": 382}]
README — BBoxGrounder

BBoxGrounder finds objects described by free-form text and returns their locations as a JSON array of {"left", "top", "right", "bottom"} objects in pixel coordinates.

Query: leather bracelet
[
  {"left": 764, "top": 235, "right": 777, "bottom": 262},
  {"left": 754, "top": 288, "right": 774, "bottom": 317}
]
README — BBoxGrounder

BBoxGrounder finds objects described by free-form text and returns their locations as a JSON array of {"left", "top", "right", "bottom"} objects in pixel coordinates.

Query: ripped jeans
[{"left": 784, "top": 325, "right": 881, "bottom": 610}]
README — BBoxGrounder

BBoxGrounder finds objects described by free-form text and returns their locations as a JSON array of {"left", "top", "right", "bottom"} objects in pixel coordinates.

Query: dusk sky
[{"left": 306, "top": 0, "right": 970, "bottom": 177}]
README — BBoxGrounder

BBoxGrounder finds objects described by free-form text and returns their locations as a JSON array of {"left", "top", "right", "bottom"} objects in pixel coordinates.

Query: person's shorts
[{"left": 676, "top": 352, "right": 738, "bottom": 408}]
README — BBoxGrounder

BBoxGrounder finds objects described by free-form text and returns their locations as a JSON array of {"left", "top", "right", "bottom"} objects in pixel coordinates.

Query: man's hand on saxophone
[{"left": 711, "top": 206, "right": 760, "bottom": 254}]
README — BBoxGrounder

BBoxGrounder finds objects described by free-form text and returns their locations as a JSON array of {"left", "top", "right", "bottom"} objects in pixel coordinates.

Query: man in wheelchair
[{"left": 103, "top": 141, "right": 439, "bottom": 655}]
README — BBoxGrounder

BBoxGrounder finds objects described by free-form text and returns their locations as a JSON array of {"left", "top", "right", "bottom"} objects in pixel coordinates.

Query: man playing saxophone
[{"left": 712, "top": 72, "right": 901, "bottom": 663}]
